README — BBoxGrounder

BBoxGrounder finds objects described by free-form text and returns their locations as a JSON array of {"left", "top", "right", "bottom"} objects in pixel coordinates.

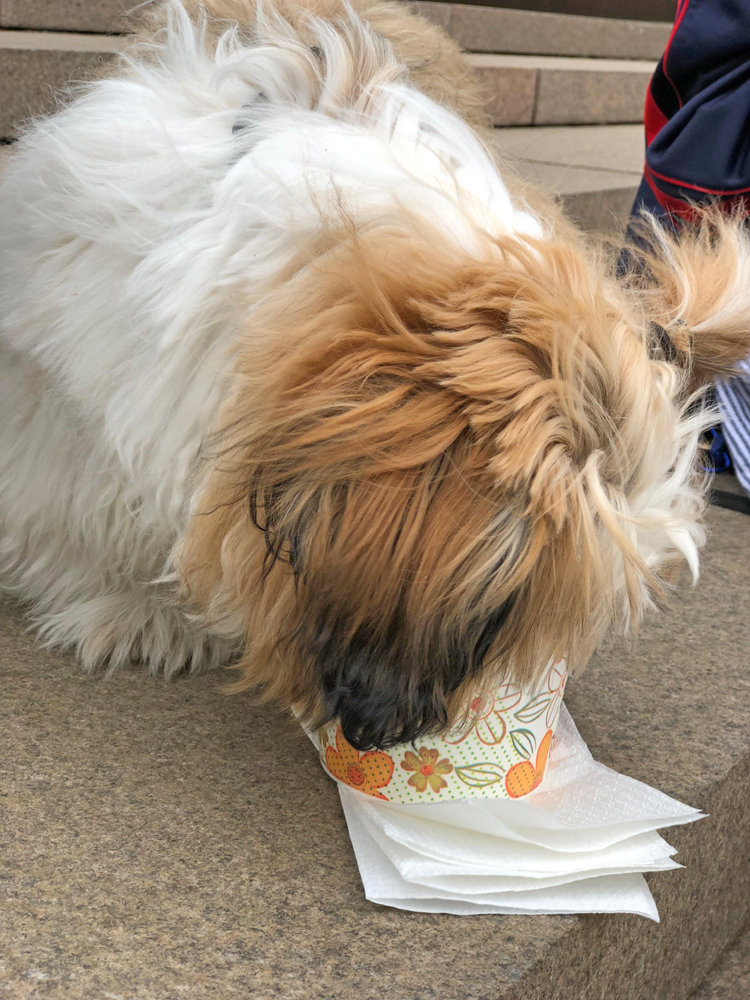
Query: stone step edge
[
  {"left": 471, "top": 55, "right": 651, "bottom": 127},
  {"left": 408, "top": 2, "right": 671, "bottom": 61},
  {"left": 1, "top": 3, "right": 673, "bottom": 63},
  {"left": 467, "top": 53, "right": 655, "bottom": 73},
  {"left": 0, "top": 30, "right": 655, "bottom": 75},
  {"left": 0, "top": 29, "right": 125, "bottom": 53}
]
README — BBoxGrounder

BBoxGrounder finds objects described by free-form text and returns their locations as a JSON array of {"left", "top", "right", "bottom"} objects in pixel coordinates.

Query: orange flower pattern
[
  {"left": 315, "top": 661, "right": 566, "bottom": 804},
  {"left": 400, "top": 747, "right": 454, "bottom": 794},
  {"left": 324, "top": 726, "right": 394, "bottom": 800}
]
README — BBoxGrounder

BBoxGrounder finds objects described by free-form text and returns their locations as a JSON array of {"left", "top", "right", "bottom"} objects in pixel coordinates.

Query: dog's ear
[
  {"left": 182, "top": 411, "right": 521, "bottom": 751},
  {"left": 236, "top": 402, "right": 524, "bottom": 750},
  {"left": 631, "top": 211, "right": 750, "bottom": 390},
  {"left": 248, "top": 449, "right": 528, "bottom": 751}
]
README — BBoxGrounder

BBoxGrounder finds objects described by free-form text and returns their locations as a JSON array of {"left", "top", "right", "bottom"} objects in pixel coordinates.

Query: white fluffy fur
[
  {"left": 0, "top": 1, "right": 709, "bottom": 675},
  {"left": 0, "top": 2, "right": 538, "bottom": 672}
]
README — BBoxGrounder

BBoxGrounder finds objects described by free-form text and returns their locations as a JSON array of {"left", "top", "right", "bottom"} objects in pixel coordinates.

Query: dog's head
[{"left": 180, "top": 211, "right": 750, "bottom": 750}]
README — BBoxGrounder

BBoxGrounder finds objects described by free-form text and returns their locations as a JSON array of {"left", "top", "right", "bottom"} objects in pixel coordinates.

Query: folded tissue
[{"left": 307, "top": 661, "right": 704, "bottom": 919}]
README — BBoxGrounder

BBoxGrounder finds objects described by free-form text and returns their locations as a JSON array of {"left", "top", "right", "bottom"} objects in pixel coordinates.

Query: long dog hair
[{"left": 2, "top": 0, "right": 750, "bottom": 749}]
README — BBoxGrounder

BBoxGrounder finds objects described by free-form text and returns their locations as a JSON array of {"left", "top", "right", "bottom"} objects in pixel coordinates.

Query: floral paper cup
[{"left": 315, "top": 660, "right": 567, "bottom": 803}]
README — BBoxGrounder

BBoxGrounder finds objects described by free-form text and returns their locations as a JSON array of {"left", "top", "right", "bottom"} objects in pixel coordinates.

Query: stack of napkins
[{"left": 313, "top": 706, "right": 704, "bottom": 920}]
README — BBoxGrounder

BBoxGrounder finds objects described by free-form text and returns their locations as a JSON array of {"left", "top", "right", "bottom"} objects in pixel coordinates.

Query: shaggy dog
[{"left": 1, "top": 0, "right": 749, "bottom": 750}]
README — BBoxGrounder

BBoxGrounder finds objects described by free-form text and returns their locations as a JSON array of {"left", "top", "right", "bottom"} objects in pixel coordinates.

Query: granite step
[
  {"left": 0, "top": 29, "right": 123, "bottom": 137},
  {"left": 468, "top": 52, "right": 654, "bottom": 126},
  {"left": 497, "top": 123, "right": 644, "bottom": 232},
  {"left": 449, "top": 0, "right": 678, "bottom": 22},
  {"left": 409, "top": 2, "right": 672, "bottom": 60},
  {"left": 1, "top": 501, "right": 749, "bottom": 999},
  {"left": 0, "top": 0, "right": 678, "bottom": 40},
  {"left": 0, "top": 28, "right": 654, "bottom": 138},
  {"left": 0, "top": 0, "right": 128, "bottom": 34},
  {"left": 689, "top": 921, "right": 750, "bottom": 1000}
]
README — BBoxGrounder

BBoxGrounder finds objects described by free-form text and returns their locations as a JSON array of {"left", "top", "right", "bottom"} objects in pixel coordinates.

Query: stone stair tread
[
  {"left": 410, "top": 2, "right": 671, "bottom": 61},
  {"left": 559, "top": 186, "right": 638, "bottom": 234},
  {"left": 0, "top": 28, "right": 125, "bottom": 52},
  {"left": 0, "top": 0, "right": 127, "bottom": 34},
  {"left": 521, "top": 160, "right": 640, "bottom": 196},
  {"left": 470, "top": 55, "right": 653, "bottom": 127},
  {"left": 1, "top": 502, "right": 749, "bottom": 998},
  {"left": 468, "top": 52, "right": 656, "bottom": 73},
  {"left": 711, "top": 472, "right": 749, "bottom": 499},
  {"left": 0, "top": 1, "right": 675, "bottom": 63},
  {"left": 497, "top": 123, "right": 645, "bottom": 174},
  {"left": 496, "top": 124, "right": 643, "bottom": 233},
  {"left": 689, "top": 921, "right": 750, "bottom": 999},
  {"left": 0, "top": 35, "right": 120, "bottom": 138},
  {"left": 450, "top": 0, "right": 678, "bottom": 23},
  {"left": 0, "top": 30, "right": 657, "bottom": 69},
  {"left": 0, "top": 28, "right": 654, "bottom": 135},
  {"left": 0, "top": 0, "right": 678, "bottom": 39}
]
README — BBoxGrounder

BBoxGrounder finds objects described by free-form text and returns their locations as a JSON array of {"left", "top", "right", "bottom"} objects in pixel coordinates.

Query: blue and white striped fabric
[{"left": 715, "top": 363, "right": 750, "bottom": 495}]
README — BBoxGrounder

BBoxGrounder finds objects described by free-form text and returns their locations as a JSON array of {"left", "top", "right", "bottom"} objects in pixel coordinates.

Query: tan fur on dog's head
[{"left": 179, "top": 210, "right": 750, "bottom": 750}]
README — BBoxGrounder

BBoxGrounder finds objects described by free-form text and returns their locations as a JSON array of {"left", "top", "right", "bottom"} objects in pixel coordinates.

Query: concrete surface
[
  {"left": 0, "top": 30, "right": 654, "bottom": 138},
  {"left": 497, "top": 123, "right": 644, "bottom": 231},
  {"left": 690, "top": 922, "right": 750, "bottom": 1000},
  {"left": 452, "top": 0, "right": 678, "bottom": 23},
  {"left": 410, "top": 2, "right": 672, "bottom": 60},
  {"left": 474, "top": 58, "right": 537, "bottom": 126},
  {"left": 0, "top": 30, "right": 123, "bottom": 137},
  {"left": 712, "top": 472, "right": 749, "bottom": 499},
  {"left": 552, "top": 181, "right": 639, "bottom": 234},
  {"left": 2, "top": 504, "right": 749, "bottom": 1000},
  {"left": 0, "top": 0, "right": 128, "bottom": 33},
  {"left": 0, "top": 29, "right": 124, "bottom": 50},
  {"left": 468, "top": 52, "right": 654, "bottom": 126},
  {"left": 497, "top": 121, "right": 645, "bottom": 172},
  {"left": 0, "top": 0, "right": 675, "bottom": 50}
]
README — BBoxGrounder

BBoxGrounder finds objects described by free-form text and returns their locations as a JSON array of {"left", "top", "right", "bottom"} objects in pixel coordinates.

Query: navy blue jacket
[
  {"left": 631, "top": 0, "right": 750, "bottom": 498},
  {"left": 633, "top": 0, "right": 750, "bottom": 221}
]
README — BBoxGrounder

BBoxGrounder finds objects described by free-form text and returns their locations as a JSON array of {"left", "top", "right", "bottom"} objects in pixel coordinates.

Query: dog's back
[{"left": 0, "top": 0, "right": 513, "bottom": 676}]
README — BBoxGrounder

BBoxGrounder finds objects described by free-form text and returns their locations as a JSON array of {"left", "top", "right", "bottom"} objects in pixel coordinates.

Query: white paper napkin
[{"left": 326, "top": 706, "right": 704, "bottom": 920}]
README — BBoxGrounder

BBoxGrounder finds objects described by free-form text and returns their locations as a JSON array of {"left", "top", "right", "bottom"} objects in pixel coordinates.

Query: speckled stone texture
[
  {"left": 689, "top": 922, "right": 750, "bottom": 1000},
  {"left": 449, "top": 0, "right": 678, "bottom": 23},
  {"left": 409, "top": 2, "right": 671, "bottom": 60},
  {"left": 1, "top": 502, "right": 749, "bottom": 999},
  {"left": 0, "top": 42, "right": 119, "bottom": 139},
  {"left": 467, "top": 54, "right": 654, "bottom": 127},
  {"left": 0, "top": 0, "right": 127, "bottom": 33},
  {"left": 511, "top": 501, "right": 750, "bottom": 1000},
  {"left": 472, "top": 61, "right": 537, "bottom": 125}
]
